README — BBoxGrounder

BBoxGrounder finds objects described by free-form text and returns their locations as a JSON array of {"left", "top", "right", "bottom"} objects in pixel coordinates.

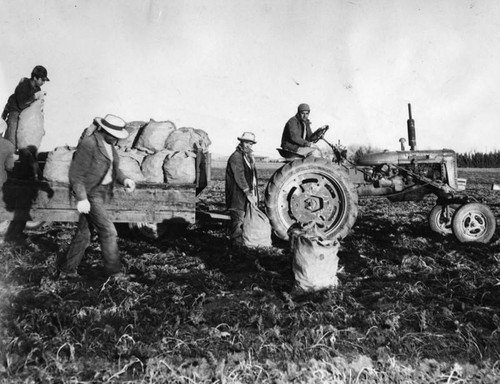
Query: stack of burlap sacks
[{"left": 43, "top": 119, "right": 211, "bottom": 184}]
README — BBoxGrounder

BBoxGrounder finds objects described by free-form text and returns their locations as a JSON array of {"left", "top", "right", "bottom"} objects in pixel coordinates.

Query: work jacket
[
  {"left": 69, "top": 131, "right": 127, "bottom": 201},
  {"left": 281, "top": 114, "right": 313, "bottom": 152},
  {"left": 225, "top": 145, "right": 258, "bottom": 211},
  {"left": 2, "top": 78, "right": 40, "bottom": 116}
]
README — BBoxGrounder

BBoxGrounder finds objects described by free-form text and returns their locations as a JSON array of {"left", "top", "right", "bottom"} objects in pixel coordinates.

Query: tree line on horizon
[
  {"left": 349, "top": 146, "right": 500, "bottom": 168},
  {"left": 456, "top": 150, "right": 500, "bottom": 168}
]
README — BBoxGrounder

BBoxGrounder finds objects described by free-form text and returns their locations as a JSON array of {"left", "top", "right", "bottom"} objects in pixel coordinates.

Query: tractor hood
[{"left": 357, "top": 149, "right": 457, "bottom": 166}]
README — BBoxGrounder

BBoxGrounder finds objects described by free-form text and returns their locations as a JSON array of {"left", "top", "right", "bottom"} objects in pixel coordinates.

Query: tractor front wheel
[
  {"left": 452, "top": 203, "right": 496, "bottom": 243},
  {"left": 264, "top": 157, "right": 358, "bottom": 241},
  {"left": 428, "top": 204, "right": 457, "bottom": 236}
]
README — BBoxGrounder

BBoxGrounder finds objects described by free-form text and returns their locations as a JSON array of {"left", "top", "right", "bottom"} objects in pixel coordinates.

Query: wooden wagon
[{"left": 0, "top": 150, "right": 211, "bottom": 238}]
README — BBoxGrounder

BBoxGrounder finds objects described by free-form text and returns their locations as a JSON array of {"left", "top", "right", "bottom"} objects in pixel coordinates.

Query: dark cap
[
  {"left": 31, "top": 65, "right": 50, "bottom": 81},
  {"left": 297, "top": 103, "right": 310, "bottom": 112}
]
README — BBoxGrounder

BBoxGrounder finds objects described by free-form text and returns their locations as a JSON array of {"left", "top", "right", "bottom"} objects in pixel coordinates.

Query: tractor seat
[{"left": 276, "top": 148, "right": 305, "bottom": 161}]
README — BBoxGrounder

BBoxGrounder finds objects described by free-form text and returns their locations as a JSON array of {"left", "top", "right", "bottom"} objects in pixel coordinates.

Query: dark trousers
[
  {"left": 229, "top": 209, "right": 245, "bottom": 246},
  {"left": 4, "top": 111, "right": 19, "bottom": 149},
  {"left": 58, "top": 185, "right": 122, "bottom": 275},
  {"left": 4, "top": 220, "right": 27, "bottom": 242}
]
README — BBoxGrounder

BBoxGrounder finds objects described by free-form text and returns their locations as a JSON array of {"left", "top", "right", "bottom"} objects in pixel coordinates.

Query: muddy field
[{"left": 1, "top": 166, "right": 500, "bottom": 383}]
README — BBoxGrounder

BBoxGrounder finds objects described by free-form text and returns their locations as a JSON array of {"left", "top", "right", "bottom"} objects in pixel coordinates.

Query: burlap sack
[
  {"left": 17, "top": 96, "right": 45, "bottom": 150},
  {"left": 241, "top": 204, "right": 272, "bottom": 248},
  {"left": 163, "top": 150, "right": 196, "bottom": 184},
  {"left": 288, "top": 222, "right": 339, "bottom": 292},
  {"left": 134, "top": 119, "right": 176, "bottom": 153},
  {"left": 165, "top": 127, "right": 197, "bottom": 152},
  {"left": 117, "top": 121, "right": 146, "bottom": 152},
  {"left": 142, "top": 149, "right": 172, "bottom": 183},
  {"left": 120, "top": 148, "right": 148, "bottom": 165},
  {"left": 78, "top": 123, "right": 97, "bottom": 145},
  {"left": 193, "top": 128, "right": 211, "bottom": 152},
  {"left": 43, "top": 146, "right": 75, "bottom": 183},
  {"left": 117, "top": 149, "right": 145, "bottom": 182}
]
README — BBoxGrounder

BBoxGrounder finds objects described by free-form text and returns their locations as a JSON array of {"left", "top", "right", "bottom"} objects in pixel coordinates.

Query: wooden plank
[
  {"left": 0, "top": 180, "right": 196, "bottom": 223},
  {"left": 0, "top": 209, "right": 196, "bottom": 223}
]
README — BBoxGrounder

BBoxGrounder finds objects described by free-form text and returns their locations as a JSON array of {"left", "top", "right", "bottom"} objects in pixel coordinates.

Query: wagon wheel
[
  {"left": 428, "top": 204, "right": 457, "bottom": 236},
  {"left": 452, "top": 203, "right": 496, "bottom": 244},
  {"left": 264, "top": 157, "right": 358, "bottom": 241}
]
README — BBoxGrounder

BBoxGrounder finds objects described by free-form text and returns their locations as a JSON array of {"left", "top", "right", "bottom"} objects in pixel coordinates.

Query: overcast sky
[{"left": 1, "top": 0, "right": 499, "bottom": 157}]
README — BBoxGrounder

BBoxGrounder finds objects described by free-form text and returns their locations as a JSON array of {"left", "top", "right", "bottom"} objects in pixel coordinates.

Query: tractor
[{"left": 264, "top": 104, "right": 496, "bottom": 244}]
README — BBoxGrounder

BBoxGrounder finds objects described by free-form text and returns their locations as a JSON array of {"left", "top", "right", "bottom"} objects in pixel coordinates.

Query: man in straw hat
[
  {"left": 225, "top": 132, "right": 259, "bottom": 247},
  {"left": 56, "top": 114, "right": 136, "bottom": 280},
  {"left": 281, "top": 103, "right": 324, "bottom": 157}
]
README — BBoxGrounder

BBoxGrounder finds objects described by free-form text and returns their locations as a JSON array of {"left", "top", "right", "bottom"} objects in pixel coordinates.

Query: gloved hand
[
  {"left": 77, "top": 199, "right": 91, "bottom": 214},
  {"left": 34, "top": 90, "right": 46, "bottom": 100},
  {"left": 124, "top": 178, "right": 136, "bottom": 192}
]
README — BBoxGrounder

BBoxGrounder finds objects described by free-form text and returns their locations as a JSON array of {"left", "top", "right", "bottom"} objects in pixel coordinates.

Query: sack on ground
[
  {"left": 241, "top": 204, "right": 272, "bottom": 248},
  {"left": 142, "top": 149, "right": 172, "bottom": 183},
  {"left": 118, "top": 121, "right": 146, "bottom": 151},
  {"left": 288, "top": 222, "right": 339, "bottom": 292},
  {"left": 17, "top": 96, "right": 45, "bottom": 150},
  {"left": 163, "top": 151, "right": 196, "bottom": 184},
  {"left": 117, "top": 149, "right": 145, "bottom": 182},
  {"left": 134, "top": 119, "right": 176, "bottom": 153},
  {"left": 43, "top": 146, "right": 75, "bottom": 183}
]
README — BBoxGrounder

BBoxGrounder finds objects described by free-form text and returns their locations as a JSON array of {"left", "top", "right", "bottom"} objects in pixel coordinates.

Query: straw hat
[{"left": 95, "top": 114, "right": 129, "bottom": 139}]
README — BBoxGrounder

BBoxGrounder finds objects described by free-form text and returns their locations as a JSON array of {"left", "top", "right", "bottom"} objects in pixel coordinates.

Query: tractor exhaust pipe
[{"left": 407, "top": 103, "right": 416, "bottom": 151}]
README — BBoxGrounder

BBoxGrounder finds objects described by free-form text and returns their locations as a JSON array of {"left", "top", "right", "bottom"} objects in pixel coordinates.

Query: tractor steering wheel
[{"left": 310, "top": 125, "right": 329, "bottom": 143}]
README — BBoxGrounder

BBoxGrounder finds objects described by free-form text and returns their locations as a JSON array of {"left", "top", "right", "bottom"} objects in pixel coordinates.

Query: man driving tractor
[{"left": 280, "top": 103, "right": 326, "bottom": 158}]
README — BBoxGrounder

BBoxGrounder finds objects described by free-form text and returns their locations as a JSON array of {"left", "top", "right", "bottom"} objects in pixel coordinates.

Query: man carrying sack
[
  {"left": 56, "top": 114, "right": 136, "bottom": 280},
  {"left": 2, "top": 65, "right": 49, "bottom": 150}
]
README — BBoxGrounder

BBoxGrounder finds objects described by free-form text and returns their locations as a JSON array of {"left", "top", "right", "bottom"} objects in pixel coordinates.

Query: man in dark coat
[
  {"left": 281, "top": 103, "right": 322, "bottom": 157},
  {"left": 2, "top": 65, "right": 49, "bottom": 149},
  {"left": 56, "top": 114, "right": 136, "bottom": 279},
  {"left": 225, "top": 132, "right": 258, "bottom": 246}
]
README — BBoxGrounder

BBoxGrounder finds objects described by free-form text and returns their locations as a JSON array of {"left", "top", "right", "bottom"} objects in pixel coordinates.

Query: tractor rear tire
[
  {"left": 264, "top": 157, "right": 358, "bottom": 241},
  {"left": 428, "top": 204, "right": 457, "bottom": 236},
  {"left": 452, "top": 203, "right": 496, "bottom": 243}
]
